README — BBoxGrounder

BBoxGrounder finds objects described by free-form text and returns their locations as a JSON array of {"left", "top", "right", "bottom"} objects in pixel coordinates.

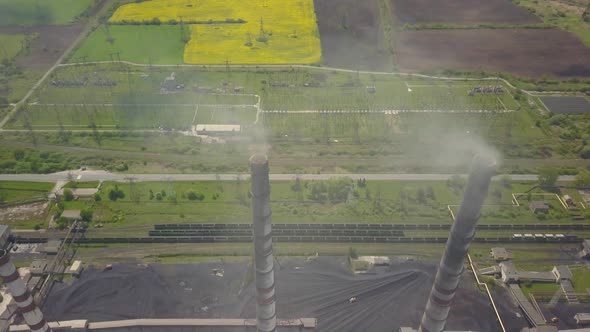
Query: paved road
[{"left": 0, "top": 170, "right": 575, "bottom": 183}]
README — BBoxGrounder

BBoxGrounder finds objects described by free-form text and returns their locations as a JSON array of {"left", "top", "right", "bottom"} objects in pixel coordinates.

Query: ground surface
[
  {"left": 391, "top": 0, "right": 540, "bottom": 24},
  {"left": 395, "top": 29, "right": 590, "bottom": 78},
  {"left": 0, "top": 24, "right": 84, "bottom": 70},
  {"left": 512, "top": 0, "right": 590, "bottom": 46},
  {"left": 540, "top": 96, "right": 590, "bottom": 114},
  {"left": 0, "top": 0, "right": 92, "bottom": 26},
  {"left": 313, "top": 0, "right": 391, "bottom": 71},
  {"left": 44, "top": 258, "right": 508, "bottom": 332}
]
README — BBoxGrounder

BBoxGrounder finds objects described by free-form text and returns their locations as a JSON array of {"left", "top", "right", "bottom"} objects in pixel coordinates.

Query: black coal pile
[{"left": 44, "top": 257, "right": 511, "bottom": 332}]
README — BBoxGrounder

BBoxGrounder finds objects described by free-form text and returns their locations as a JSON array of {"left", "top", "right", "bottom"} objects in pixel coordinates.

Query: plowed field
[
  {"left": 391, "top": 0, "right": 540, "bottom": 24},
  {"left": 395, "top": 29, "right": 590, "bottom": 78}
]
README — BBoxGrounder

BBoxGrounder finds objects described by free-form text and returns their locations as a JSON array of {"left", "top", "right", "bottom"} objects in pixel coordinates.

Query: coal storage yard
[{"left": 43, "top": 257, "right": 524, "bottom": 332}]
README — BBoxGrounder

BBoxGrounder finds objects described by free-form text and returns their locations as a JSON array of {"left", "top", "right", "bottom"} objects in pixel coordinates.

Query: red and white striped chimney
[{"left": 0, "top": 249, "right": 50, "bottom": 332}]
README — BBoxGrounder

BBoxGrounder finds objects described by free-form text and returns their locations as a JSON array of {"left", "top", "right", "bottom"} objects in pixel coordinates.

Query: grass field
[
  {"left": 0, "top": 0, "right": 93, "bottom": 26},
  {"left": 0, "top": 34, "right": 26, "bottom": 62},
  {"left": 109, "top": 0, "right": 321, "bottom": 64},
  {"left": 0, "top": 181, "right": 53, "bottom": 203},
  {"left": 70, "top": 25, "right": 187, "bottom": 64},
  {"left": 6, "top": 64, "right": 525, "bottom": 133},
  {"left": 54, "top": 179, "right": 590, "bottom": 236}
]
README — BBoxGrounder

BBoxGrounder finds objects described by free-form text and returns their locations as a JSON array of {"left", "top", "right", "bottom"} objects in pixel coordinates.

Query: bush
[
  {"left": 94, "top": 193, "right": 102, "bottom": 202},
  {"left": 187, "top": 191, "right": 205, "bottom": 201},
  {"left": 581, "top": 146, "right": 590, "bottom": 159},
  {"left": 63, "top": 189, "right": 74, "bottom": 201}
]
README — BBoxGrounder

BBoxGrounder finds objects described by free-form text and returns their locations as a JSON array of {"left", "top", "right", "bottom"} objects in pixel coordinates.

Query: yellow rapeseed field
[{"left": 110, "top": 0, "right": 322, "bottom": 64}]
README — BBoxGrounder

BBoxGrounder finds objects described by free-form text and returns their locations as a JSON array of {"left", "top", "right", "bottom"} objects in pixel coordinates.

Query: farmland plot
[{"left": 109, "top": 0, "right": 321, "bottom": 64}]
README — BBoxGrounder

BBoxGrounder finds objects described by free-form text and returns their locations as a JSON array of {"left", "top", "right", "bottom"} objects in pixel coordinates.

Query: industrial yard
[{"left": 0, "top": 0, "right": 589, "bottom": 332}]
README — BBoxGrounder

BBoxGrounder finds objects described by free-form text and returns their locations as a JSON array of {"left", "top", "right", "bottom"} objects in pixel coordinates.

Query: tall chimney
[
  {"left": 0, "top": 249, "right": 51, "bottom": 332},
  {"left": 419, "top": 155, "right": 496, "bottom": 332},
  {"left": 250, "top": 155, "right": 277, "bottom": 332}
]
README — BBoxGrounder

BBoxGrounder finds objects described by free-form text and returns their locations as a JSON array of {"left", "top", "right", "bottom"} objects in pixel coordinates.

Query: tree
[
  {"left": 187, "top": 190, "right": 205, "bottom": 201},
  {"left": 63, "top": 189, "right": 74, "bottom": 201},
  {"left": 416, "top": 188, "right": 427, "bottom": 204},
  {"left": 94, "top": 193, "right": 102, "bottom": 202},
  {"left": 426, "top": 186, "right": 435, "bottom": 200},
  {"left": 80, "top": 209, "right": 93, "bottom": 222},
  {"left": 108, "top": 185, "right": 125, "bottom": 201},
  {"left": 538, "top": 168, "right": 559, "bottom": 187},
  {"left": 575, "top": 170, "right": 590, "bottom": 187},
  {"left": 13, "top": 149, "right": 25, "bottom": 161},
  {"left": 581, "top": 146, "right": 590, "bottom": 159}
]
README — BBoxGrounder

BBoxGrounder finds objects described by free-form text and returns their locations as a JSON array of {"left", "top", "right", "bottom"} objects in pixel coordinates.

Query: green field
[
  {"left": 51, "top": 179, "right": 590, "bottom": 235},
  {"left": 10, "top": 64, "right": 521, "bottom": 132},
  {"left": 0, "top": 181, "right": 53, "bottom": 203},
  {"left": 70, "top": 25, "right": 187, "bottom": 64},
  {"left": 0, "top": 0, "right": 93, "bottom": 26},
  {"left": 0, "top": 34, "right": 26, "bottom": 61},
  {"left": 8, "top": 103, "right": 258, "bottom": 129}
]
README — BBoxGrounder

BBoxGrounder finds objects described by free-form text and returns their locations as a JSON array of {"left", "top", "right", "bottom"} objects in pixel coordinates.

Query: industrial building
[{"left": 491, "top": 247, "right": 513, "bottom": 261}]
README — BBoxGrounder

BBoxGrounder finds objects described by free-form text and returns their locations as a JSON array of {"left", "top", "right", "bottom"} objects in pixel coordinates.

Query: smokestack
[
  {"left": 419, "top": 155, "right": 496, "bottom": 332},
  {"left": 250, "top": 155, "right": 277, "bottom": 332},
  {"left": 0, "top": 249, "right": 51, "bottom": 332}
]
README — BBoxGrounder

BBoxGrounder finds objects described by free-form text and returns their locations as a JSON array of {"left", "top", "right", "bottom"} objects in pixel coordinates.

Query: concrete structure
[
  {"left": 530, "top": 201, "right": 550, "bottom": 214},
  {"left": 575, "top": 313, "right": 590, "bottom": 326},
  {"left": 509, "top": 284, "right": 547, "bottom": 327},
  {"left": 0, "top": 248, "right": 50, "bottom": 332},
  {"left": 250, "top": 155, "right": 277, "bottom": 332},
  {"left": 419, "top": 155, "right": 496, "bottom": 332},
  {"left": 520, "top": 327, "right": 559, "bottom": 332},
  {"left": 552, "top": 266, "right": 573, "bottom": 281},
  {"left": 195, "top": 124, "right": 241, "bottom": 135},
  {"left": 500, "top": 261, "right": 520, "bottom": 283},
  {"left": 28, "top": 260, "right": 47, "bottom": 276},
  {"left": 499, "top": 262, "right": 556, "bottom": 283},
  {"left": 0, "top": 225, "right": 10, "bottom": 247},
  {"left": 41, "top": 240, "right": 62, "bottom": 255},
  {"left": 491, "top": 247, "right": 512, "bottom": 261},
  {"left": 10, "top": 318, "right": 317, "bottom": 331},
  {"left": 67, "top": 260, "right": 83, "bottom": 276},
  {"left": 60, "top": 210, "right": 81, "bottom": 221}
]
